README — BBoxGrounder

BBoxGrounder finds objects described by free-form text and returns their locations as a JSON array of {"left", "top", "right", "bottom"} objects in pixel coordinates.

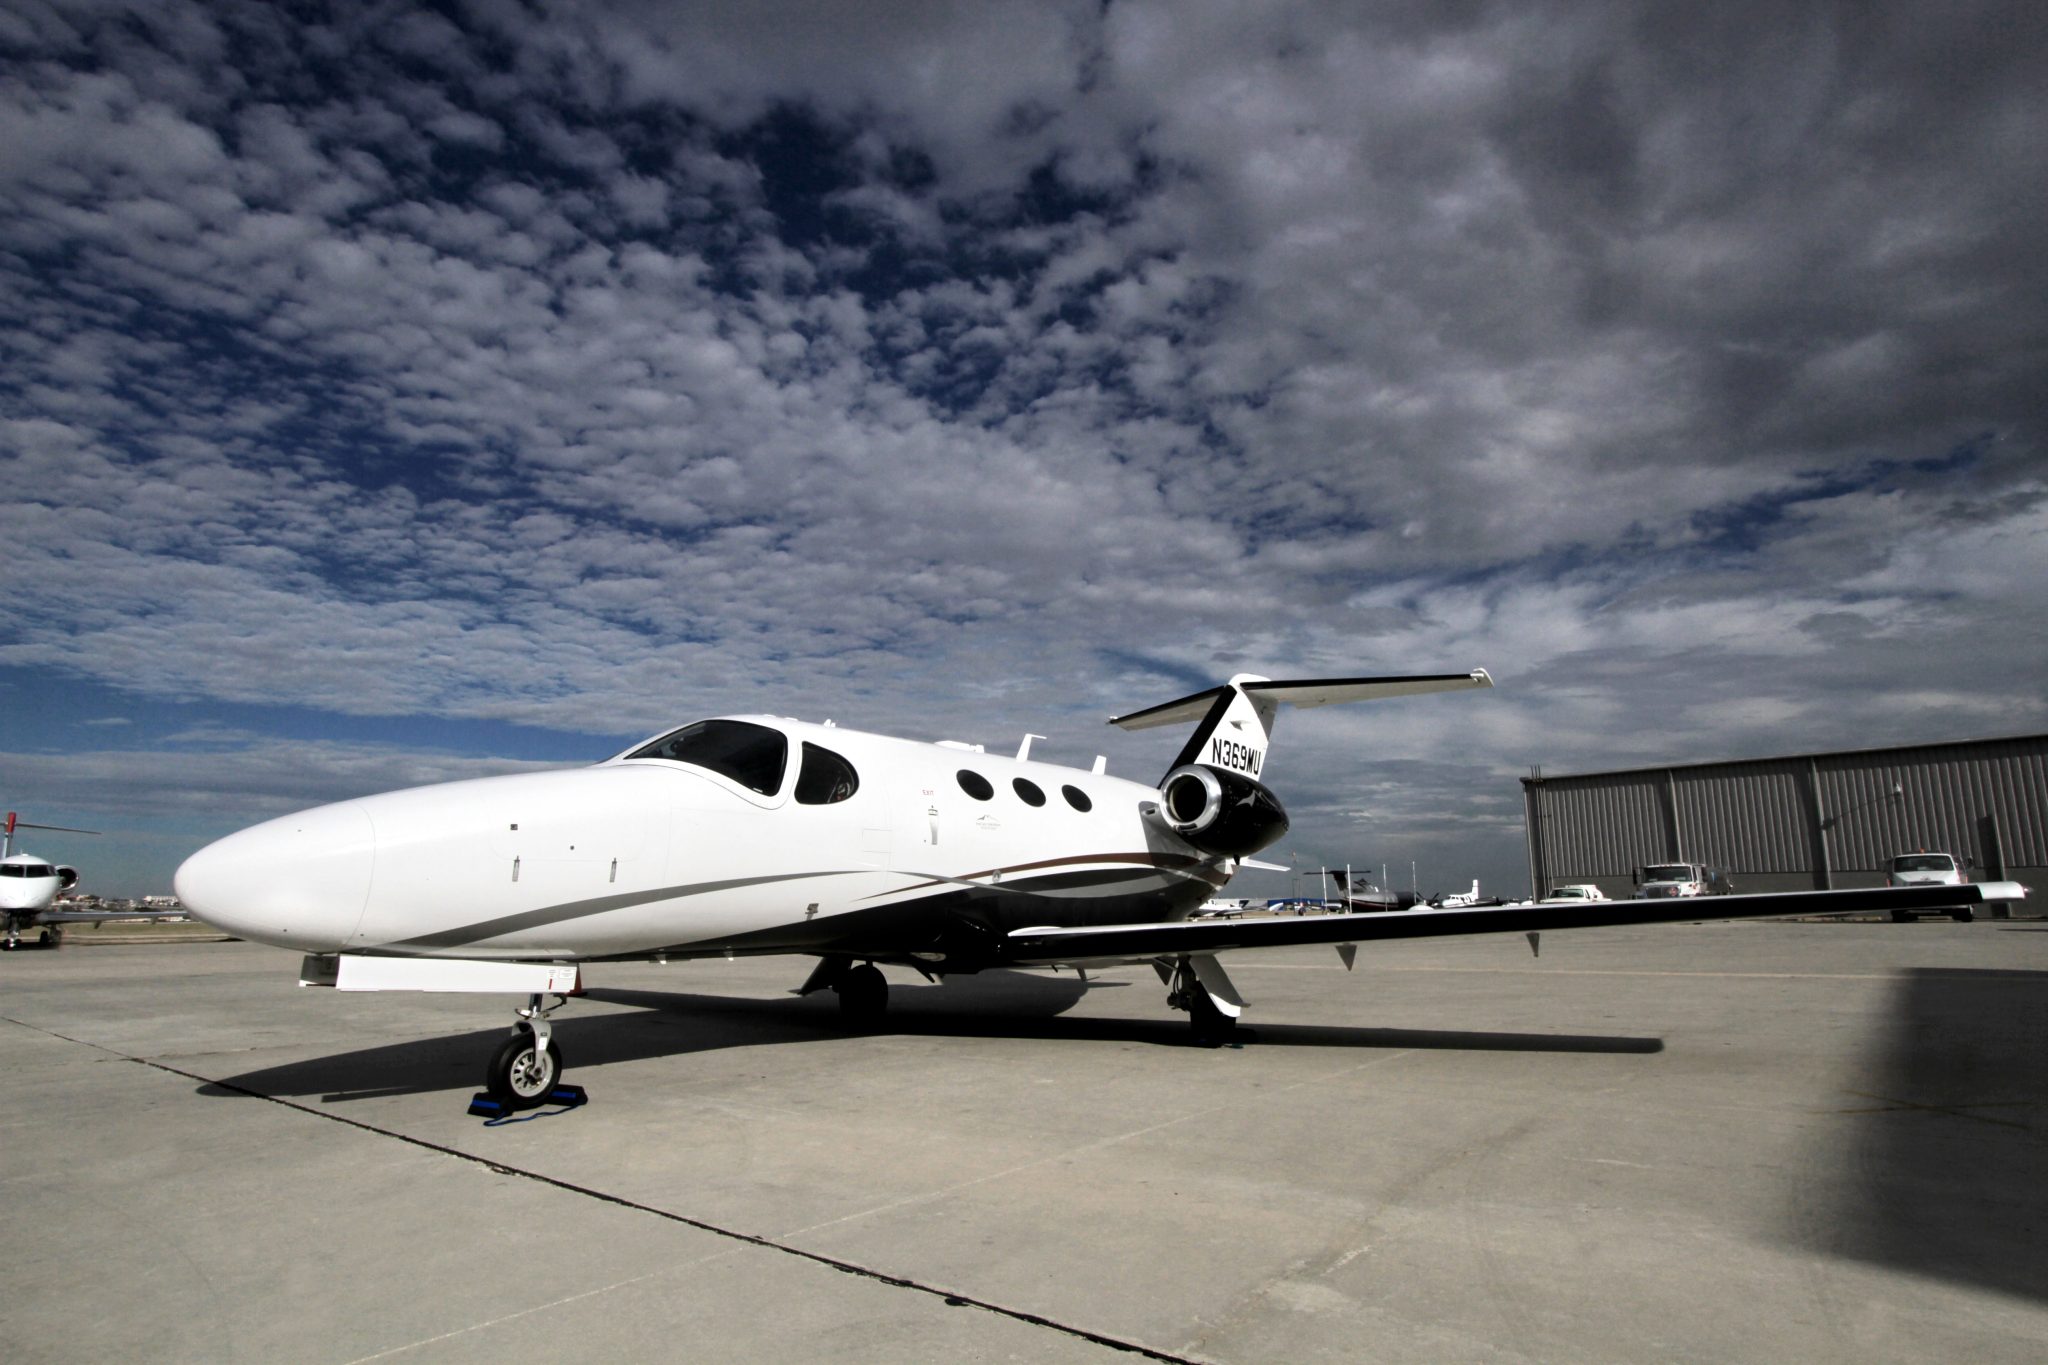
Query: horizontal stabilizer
[
  {"left": 1109, "top": 670, "right": 1492, "bottom": 732},
  {"left": 1108, "top": 668, "right": 1493, "bottom": 783}
]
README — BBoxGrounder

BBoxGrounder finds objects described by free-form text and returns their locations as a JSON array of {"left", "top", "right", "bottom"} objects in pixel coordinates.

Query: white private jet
[
  {"left": 173, "top": 671, "right": 2025, "bottom": 1109},
  {"left": 4, "top": 811, "right": 193, "bottom": 948},
  {"left": 2, "top": 810, "right": 112, "bottom": 949},
  {"left": 1430, "top": 880, "right": 1503, "bottom": 909}
]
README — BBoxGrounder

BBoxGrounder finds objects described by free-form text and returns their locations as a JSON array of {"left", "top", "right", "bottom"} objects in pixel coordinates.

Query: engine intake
[{"left": 1157, "top": 764, "right": 1290, "bottom": 857}]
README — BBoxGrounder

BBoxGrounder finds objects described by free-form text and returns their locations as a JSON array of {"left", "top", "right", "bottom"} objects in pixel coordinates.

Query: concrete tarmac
[{"left": 3, "top": 919, "right": 2044, "bottom": 1363}]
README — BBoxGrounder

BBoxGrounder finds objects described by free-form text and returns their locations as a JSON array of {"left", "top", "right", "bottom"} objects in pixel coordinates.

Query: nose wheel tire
[{"left": 486, "top": 1030, "right": 564, "bottom": 1110}]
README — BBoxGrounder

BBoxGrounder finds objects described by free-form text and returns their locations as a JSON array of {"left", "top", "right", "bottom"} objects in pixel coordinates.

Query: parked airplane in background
[
  {"left": 3, "top": 813, "right": 194, "bottom": 949},
  {"left": 1430, "top": 880, "right": 1504, "bottom": 909},
  {"left": 1, "top": 811, "right": 130, "bottom": 949},
  {"left": 173, "top": 670, "right": 2027, "bottom": 1109},
  {"left": 1327, "top": 867, "right": 1410, "bottom": 912}
]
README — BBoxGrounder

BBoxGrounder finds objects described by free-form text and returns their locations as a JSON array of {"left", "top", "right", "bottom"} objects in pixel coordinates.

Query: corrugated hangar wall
[{"left": 1520, "top": 734, "right": 2047, "bottom": 898}]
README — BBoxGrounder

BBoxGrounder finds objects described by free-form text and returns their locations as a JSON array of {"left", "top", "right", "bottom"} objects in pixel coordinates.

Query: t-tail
[{"left": 1108, "top": 670, "right": 1493, "bottom": 859}]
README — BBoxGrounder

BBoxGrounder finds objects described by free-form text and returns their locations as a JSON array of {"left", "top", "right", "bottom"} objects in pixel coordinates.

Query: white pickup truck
[{"left": 1632, "top": 863, "right": 1735, "bottom": 898}]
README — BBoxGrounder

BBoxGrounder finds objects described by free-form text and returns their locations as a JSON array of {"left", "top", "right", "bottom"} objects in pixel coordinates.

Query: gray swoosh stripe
[{"left": 381, "top": 870, "right": 852, "bottom": 951}]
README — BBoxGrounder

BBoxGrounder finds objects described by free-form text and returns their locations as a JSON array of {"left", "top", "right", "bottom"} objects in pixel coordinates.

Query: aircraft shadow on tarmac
[
  {"left": 1805, "top": 966, "right": 2048, "bottom": 1305},
  {"left": 199, "top": 968, "right": 1661, "bottom": 1105}
]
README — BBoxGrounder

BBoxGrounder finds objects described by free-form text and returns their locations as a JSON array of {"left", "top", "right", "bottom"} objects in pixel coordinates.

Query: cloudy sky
[{"left": 3, "top": 0, "right": 2043, "bottom": 899}]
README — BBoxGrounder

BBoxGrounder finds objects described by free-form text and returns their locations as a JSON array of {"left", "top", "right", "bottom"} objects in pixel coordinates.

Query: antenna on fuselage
[{"left": 1017, "top": 734, "right": 1045, "bottom": 761}]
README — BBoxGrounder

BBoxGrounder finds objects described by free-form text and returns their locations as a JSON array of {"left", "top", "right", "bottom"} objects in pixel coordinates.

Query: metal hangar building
[{"left": 1519, "top": 733, "right": 2047, "bottom": 901}]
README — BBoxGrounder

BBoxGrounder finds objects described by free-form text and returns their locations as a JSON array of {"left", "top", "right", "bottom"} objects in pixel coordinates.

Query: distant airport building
[{"left": 1520, "top": 733, "right": 2047, "bottom": 900}]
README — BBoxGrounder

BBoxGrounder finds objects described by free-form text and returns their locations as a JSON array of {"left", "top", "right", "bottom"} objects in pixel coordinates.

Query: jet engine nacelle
[
  {"left": 1157, "top": 764, "right": 1290, "bottom": 858},
  {"left": 58, "top": 866, "right": 79, "bottom": 891}
]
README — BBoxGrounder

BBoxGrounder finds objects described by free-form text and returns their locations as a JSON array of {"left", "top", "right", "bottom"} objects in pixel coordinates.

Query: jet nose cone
[{"left": 175, "top": 803, "right": 375, "bottom": 951}]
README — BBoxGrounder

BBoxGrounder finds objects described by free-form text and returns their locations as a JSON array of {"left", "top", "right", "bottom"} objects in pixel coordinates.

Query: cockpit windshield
[{"left": 625, "top": 720, "right": 788, "bottom": 796}]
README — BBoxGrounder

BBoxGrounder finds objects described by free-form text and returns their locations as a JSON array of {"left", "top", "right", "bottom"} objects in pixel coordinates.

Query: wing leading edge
[
  {"left": 37, "top": 908, "right": 190, "bottom": 924},
  {"left": 1002, "top": 882, "right": 2018, "bottom": 966}
]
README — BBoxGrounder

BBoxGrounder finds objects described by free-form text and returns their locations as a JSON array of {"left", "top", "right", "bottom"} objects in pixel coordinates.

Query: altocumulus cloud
[{"left": 0, "top": 0, "right": 2042, "bottom": 895}]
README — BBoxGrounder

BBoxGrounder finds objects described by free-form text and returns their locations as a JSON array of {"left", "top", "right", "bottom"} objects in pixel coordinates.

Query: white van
[{"left": 1885, "top": 852, "right": 1973, "bottom": 922}]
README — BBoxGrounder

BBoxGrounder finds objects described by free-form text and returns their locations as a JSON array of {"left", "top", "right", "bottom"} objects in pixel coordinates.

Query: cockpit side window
[
  {"left": 795, "top": 742, "right": 860, "bottom": 805},
  {"left": 626, "top": 719, "right": 788, "bottom": 796}
]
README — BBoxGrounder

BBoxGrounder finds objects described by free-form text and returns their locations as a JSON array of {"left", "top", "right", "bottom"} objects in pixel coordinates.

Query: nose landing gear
[{"left": 477, "top": 991, "right": 582, "bottom": 1114}]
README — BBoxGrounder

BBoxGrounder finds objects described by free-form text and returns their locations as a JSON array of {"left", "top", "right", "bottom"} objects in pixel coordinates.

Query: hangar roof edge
[{"left": 1521, "top": 731, "right": 2048, "bottom": 786}]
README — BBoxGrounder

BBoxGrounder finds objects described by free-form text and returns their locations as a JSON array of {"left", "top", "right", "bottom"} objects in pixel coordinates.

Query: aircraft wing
[
  {"left": 37, "top": 908, "right": 189, "bottom": 923},
  {"left": 1002, "top": 882, "right": 2020, "bottom": 966}
]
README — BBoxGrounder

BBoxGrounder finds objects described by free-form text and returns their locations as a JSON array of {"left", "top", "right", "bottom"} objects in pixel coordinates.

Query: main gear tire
[{"left": 836, "top": 962, "right": 889, "bottom": 1026}]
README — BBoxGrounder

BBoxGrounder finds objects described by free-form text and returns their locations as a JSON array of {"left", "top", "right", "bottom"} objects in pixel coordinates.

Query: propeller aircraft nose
[{"left": 174, "top": 802, "right": 375, "bottom": 951}]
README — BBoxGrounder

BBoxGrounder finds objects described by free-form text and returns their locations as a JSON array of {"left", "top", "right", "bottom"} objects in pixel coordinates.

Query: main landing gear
[
  {"left": 796, "top": 953, "right": 1251, "bottom": 1045},
  {"left": 795, "top": 957, "right": 891, "bottom": 1026},
  {"left": 1159, "top": 953, "right": 1246, "bottom": 1046},
  {"left": 482, "top": 991, "right": 572, "bottom": 1111},
  {"left": 836, "top": 962, "right": 889, "bottom": 1024}
]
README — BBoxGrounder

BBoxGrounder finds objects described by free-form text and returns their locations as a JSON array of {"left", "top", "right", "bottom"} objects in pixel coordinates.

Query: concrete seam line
[{"left": 121, "top": 1048, "right": 1206, "bottom": 1365}]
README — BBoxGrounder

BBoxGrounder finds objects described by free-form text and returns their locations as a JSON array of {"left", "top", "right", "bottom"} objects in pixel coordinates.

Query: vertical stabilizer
[{"left": 1177, "top": 674, "right": 1277, "bottom": 779}]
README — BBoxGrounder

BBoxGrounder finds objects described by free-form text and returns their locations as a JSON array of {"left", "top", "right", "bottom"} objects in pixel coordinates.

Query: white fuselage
[
  {"left": 174, "top": 716, "right": 1223, "bottom": 964},
  {"left": 1, "top": 854, "right": 65, "bottom": 915}
]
